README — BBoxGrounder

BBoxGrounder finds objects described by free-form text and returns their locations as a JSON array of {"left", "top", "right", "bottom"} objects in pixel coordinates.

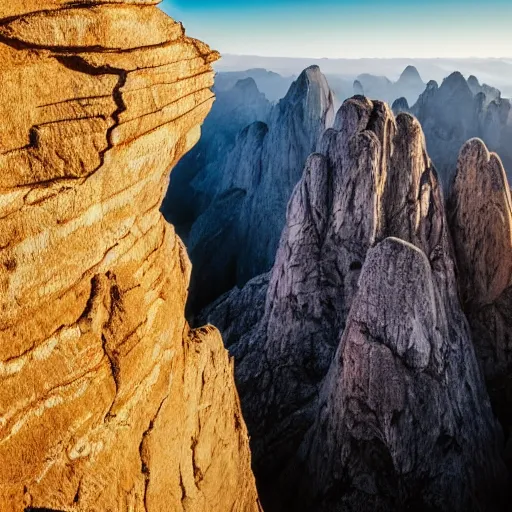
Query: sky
[{"left": 160, "top": 0, "right": 512, "bottom": 59}]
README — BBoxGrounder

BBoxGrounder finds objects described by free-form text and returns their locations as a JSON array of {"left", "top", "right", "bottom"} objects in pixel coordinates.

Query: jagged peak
[
  {"left": 440, "top": 71, "right": 472, "bottom": 94},
  {"left": 468, "top": 74, "right": 480, "bottom": 87},
  {"left": 277, "top": 65, "right": 334, "bottom": 128},
  {"left": 283, "top": 65, "right": 329, "bottom": 102},
  {"left": 392, "top": 96, "right": 410, "bottom": 114},
  {"left": 426, "top": 79, "right": 439, "bottom": 90}
]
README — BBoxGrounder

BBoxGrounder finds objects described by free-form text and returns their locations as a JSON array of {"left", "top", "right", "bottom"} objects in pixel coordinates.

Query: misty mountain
[
  {"left": 216, "top": 55, "right": 512, "bottom": 98},
  {"left": 165, "top": 66, "right": 335, "bottom": 313},
  {"left": 408, "top": 72, "right": 512, "bottom": 188},
  {"left": 354, "top": 65, "right": 425, "bottom": 105},
  {"left": 162, "top": 76, "right": 271, "bottom": 232},
  {"left": 214, "top": 68, "right": 296, "bottom": 101}
]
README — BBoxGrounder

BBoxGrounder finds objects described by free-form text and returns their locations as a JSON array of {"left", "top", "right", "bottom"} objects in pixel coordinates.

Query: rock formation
[
  {"left": 391, "top": 96, "right": 409, "bottom": 115},
  {"left": 162, "top": 75, "right": 271, "bottom": 234},
  {"left": 448, "top": 138, "right": 512, "bottom": 461},
  {"left": 297, "top": 236, "right": 505, "bottom": 511},
  {"left": 467, "top": 74, "right": 502, "bottom": 105},
  {"left": 183, "top": 65, "right": 335, "bottom": 313},
  {"left": 353, "top": 79, "right": 365, "bottom": 96},
  {"left": 0, "top": 3, "right": 261, "bottom": 511},
  {"left": 203, "top": 97, "right": 507, "bottom": 511},
  {"left": 411, "top": 72, "right": 512, "bottom": 188}
]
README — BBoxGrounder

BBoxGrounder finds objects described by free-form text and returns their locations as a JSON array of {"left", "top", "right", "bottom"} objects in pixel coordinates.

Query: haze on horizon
[{"left": 161, "top": 0, "right": 512, "bottom": 59}]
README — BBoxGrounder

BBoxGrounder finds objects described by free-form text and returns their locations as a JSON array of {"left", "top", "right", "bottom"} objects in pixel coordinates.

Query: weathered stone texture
[
  {"left": 205, "top": 97, "right": 507, "bottom": 511},
  {"left": 449, "top": 138, "right": 512, "bottom": 458},
  {"left": 0, "top": 4, "right": 260, "bottom": 512}
]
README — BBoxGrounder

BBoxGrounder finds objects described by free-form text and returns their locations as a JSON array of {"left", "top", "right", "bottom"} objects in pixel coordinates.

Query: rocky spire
[
  {"left": 185, "top": 65, "right": 336, "bottom": 313},
  {"left": 468, "top": 74, "right": 481, "bottom": 92},
  {"left": 299, "top": 237, "right": 506, "bottom": 512},
  {"left": 212, "top": 96, "right": 506, "bottom": 510},
  {"left": 449, "top": 138, "right": 512, "bottom": 453},
  {"left": 391, "top": 96, "right": 409, "bottom": 114},
  {"left": 0, "top": 3, "right": 261, "bottom": 510}
]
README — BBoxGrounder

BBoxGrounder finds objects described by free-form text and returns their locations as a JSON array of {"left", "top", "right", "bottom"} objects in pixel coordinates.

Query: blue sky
[{"left": 160, "top": 0, "right": 512, "bottom": 58}]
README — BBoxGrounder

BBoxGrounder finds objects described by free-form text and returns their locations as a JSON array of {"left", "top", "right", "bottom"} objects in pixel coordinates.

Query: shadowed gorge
[
  {"left": 164, "top": 65, "right": 335, "bottom": 314},
  {"left": 0, "top": 3, "right": 261, "bottom": 511}
]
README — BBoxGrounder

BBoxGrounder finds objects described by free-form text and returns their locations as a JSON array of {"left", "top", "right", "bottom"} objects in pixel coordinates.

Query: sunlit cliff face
[{"left": 0, "top": 3, "right": 261, "bottom": 511}]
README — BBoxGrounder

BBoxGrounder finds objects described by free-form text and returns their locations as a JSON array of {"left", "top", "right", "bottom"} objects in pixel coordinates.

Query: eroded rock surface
[
  {"left": 0, "top": 3, "right": 260, "bottom": 511},
  {"left": 298, "top": 238, "right": 505, "bottom": 512},
  {"left": 204, "top": 97, "right": 507, "bottom": 511},
  {"left": 184, "top": 65, "right": 335, "bottom": 313},
  {"left": 449, "top": 138, "right": 512, "bottom": 455}
]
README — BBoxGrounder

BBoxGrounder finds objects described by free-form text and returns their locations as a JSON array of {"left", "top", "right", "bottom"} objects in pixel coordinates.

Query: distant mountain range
[{"left": 216, "top": 55, "right": 512, "bottom": 98}]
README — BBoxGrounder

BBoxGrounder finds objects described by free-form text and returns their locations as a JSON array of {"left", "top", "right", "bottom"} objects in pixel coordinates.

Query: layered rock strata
[
  {"left": 205, "top": 97, "right": 507, "bottom": 511},
  {"left": 0, "top": 3, "right": 260, "bottom": 511}
]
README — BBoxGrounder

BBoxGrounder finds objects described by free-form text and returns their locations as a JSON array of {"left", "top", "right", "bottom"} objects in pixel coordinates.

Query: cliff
[
  {"left": 203, "top": 98, "right": 507, "bottom": 511},
  {"left": 184, "top": 65, "right": 335, "bottom": 313},
  {"left": 449, "top": 138, "right": 512, "bottom": 462},
  {"left": 0, "top": 3, "right": 260, "bottom": 511}
]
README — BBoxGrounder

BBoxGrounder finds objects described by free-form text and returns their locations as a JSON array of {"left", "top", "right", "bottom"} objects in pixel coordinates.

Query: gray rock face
[
  {"left": 448, "top": 138, "right": 512, "bottom": 456},
  {"left": 411, "top": 72, "right": 512, "bottom": 189},
  {"left": 391, "top": 96, "right": 409, "bottom": 115},
  {"left": 186, "top": 65, "right": 335, "bottom": 312},
  {"left": 467, "top": 74, "right": 502, "bottom": 105},
  {"left": 198, "top": 273, "right": 270, "bottom": 349},
  {"left": 205, "top": 97, "right": 507, "bottom": 510},
  {"left": 298, "top": 238, "right": 506, "bottom": 512}
]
